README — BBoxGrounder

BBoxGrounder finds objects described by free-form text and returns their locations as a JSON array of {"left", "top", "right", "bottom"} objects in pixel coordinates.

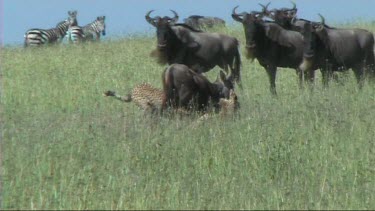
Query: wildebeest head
[
  {"left": 294, "top": 14, "right": 328, "bottom": 52},
  {"left": 214, "top": 70, "right": 235, "bottom": 99},
  {"left": 294, "top": 14, "right": 327, "bottom": 71},
  {"left": 145, "top": 10, "right": 179, "bottom": 50},
  {"left": 311, "top": 14, "right": 329, "bottom": 40},
  {"left": 232, "top": 6, "right": 264, "bottom": 60},
  {"left": 262, "top": 2, "right": 297, "bottom": 26},
  {"left": 96, "top": 16, "right": 106, "bottom": 36}
]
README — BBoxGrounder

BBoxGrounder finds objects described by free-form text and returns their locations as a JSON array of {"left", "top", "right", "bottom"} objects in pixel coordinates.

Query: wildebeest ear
[{"left": 264, "top": 24, "right": 294, "bottom": 47}]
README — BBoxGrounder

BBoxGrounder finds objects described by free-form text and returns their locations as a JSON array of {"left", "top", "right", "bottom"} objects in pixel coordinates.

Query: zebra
[
  {"left": 24, "top": 11, "right": 78, "bottom": 47},
  {"left": 66, "top": 25, "right": 85, "bottom": 44},
  {"left": 66, "top": 16, "right": 106, "bottom": 43}
]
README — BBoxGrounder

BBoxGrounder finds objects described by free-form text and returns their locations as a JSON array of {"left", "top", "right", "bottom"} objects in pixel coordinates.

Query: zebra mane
[
  {"left": 84, "top": 19, "right": 99, "bottom": 27},
  {"left": 56, "top": 19, "right": 69, "bottom": 27}
]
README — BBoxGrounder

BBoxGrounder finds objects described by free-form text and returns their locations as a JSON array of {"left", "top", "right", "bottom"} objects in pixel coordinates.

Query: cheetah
[
  {"left": 103, "top": 83, "right": 164, "bottom": 115},
  {"left": 217, "top": 89, "right": 240, "bottom": 117}
]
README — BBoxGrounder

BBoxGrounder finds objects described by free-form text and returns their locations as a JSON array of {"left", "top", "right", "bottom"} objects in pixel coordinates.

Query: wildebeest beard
[
  {"left": 150, "top": 48, "right": 169, "bottom": 65},
  {"left": 245, "top": 47, "right": 256, "bottom": 62}
]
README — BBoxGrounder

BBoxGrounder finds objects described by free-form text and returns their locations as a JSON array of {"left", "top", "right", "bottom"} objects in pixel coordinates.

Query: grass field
[{"left": 1, "top": 23, "right": 375, "bottom": 209}]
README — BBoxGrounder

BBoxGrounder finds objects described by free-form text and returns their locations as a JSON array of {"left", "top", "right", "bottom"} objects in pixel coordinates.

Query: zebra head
[
  {"left": 96, "top": 16, "right": 106, "bottom": 36},
  {"left": 54, "top": 11, "right": 78, "bottom": 38},
  {"left": 67, "top": 10, "right": 78, "bottom": 26}
]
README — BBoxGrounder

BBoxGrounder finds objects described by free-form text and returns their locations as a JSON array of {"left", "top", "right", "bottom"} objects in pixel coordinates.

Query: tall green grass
[{"left": 1, "top": 24, "right": 375, "bottom": 209}]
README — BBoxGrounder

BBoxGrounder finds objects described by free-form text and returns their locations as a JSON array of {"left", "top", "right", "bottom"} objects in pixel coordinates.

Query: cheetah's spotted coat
[{"left": 104, "top": 83, "right": 164, "bottom": 114}]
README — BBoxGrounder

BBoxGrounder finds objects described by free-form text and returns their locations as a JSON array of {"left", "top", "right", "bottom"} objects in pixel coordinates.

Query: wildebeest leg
[
  {"left": 321, "top": 68, "right": 333, "bottom": 88},
  {"left": 297, "top": 68, "right": 304, "bottom": 90},
  {"left": 265, "top": 66, "right": 277, "bottom": 95},
  {"left": 353, "top": 65, "right": 365, "bottom": 89},
  {"left": 305, "top": 69, "right": 315, "bottom": 91},
  {"left": 299, "top": 68, "right": 315, "bottom": 91},
  {"left": 178, "top": 86, "right": 195, "bottom": 109}
]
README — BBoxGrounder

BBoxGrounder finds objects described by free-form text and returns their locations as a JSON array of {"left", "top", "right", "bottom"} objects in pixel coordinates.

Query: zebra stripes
[
  {"left": 24, "top": 11, "right": 78, "bottom": 47},
  {"left": 66, "top": 26, "right": 85, "bottom": 44},
  {"left": 83, "top": 16, "right": 106, "bottom": 41},
  {"left": 66, "top": 16, "right": 106, "bottom": 43}
]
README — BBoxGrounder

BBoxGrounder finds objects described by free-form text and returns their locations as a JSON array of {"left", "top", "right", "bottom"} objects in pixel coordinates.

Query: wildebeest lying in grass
[
  {"left": 183, "top": 15, "right": 226, "bottom": 30},
  {"left": 162, "top": 64, "right": 235, "bottom": 112}
]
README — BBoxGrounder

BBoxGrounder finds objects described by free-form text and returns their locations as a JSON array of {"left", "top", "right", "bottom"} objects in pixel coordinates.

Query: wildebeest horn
[
  {"left": 145, "top": 10, "right": 157, "bottom": 26},
  {"left": 232, "top": 6, "right": 243, "bottom": 22},
  {"left": 259, "top": 2, "right": 271, "bottom": 13},
  {"left": 291, "top": 1, "right": 296, "bottom": 10},
  {"left": 170, "top": 10, "right": 179, "bottom": 24},
  {"left": 318, "top": 13, "right": 325, "bottom": 25}
]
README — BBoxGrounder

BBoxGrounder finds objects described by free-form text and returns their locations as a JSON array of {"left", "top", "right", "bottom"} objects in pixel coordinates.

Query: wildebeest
[
  {"left": 259, "top": 4, "right": 338, "bottom": 85},
  {"left": 162, "top": 64, "right": 234, "bottom": 112},
  {"left": 183, "top": 15, "right": 226, "bottom": 30},
  {"left": 145, "top": 10, "right": 242, "bottom": 85},
  {"left": 293, "top": 15, "right": 375, "bottom": 87},
  {"left": 232, "top": 6, "right": 310, "bottom": 95}
]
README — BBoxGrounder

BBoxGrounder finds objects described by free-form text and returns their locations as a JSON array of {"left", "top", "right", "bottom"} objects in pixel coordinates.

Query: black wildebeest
[
  {"left": 259, "top": 3, "right": 334, "bottom": 85},
  {"left": 145, "top": 10, "right": 242, "bottom": 85},
  {"left": 292, "top": 15, "right": 375, "bottom": 87},
  {"left": 162, "top": 64, "right": 234, "bottom": 112},
  {"left": 183, "top": 15, "right": 226, "bottom": 30},
  {"left": 232, "top": 6, "right": 309, "bottom": 95}
]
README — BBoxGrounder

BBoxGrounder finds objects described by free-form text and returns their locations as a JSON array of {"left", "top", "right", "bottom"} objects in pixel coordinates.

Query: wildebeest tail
[{"left": 232, "top": 41, "right": 242, "bottom": 86}]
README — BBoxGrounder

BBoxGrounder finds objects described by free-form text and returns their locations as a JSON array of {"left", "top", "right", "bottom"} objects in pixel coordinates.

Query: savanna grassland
[{"left": 1, "top": 24, "right": 375, "bottom": 210}]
